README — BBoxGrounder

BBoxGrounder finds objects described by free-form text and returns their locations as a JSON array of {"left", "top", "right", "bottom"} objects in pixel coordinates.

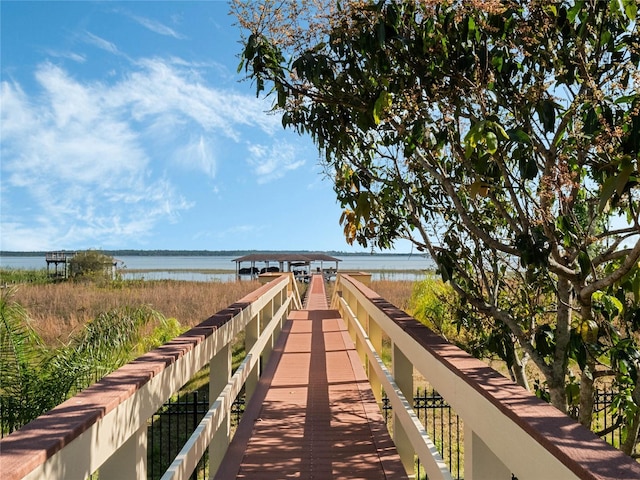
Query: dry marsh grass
[
  {"left": 371, "top": 279, "right": 415, "bottom": 313},
  {"left": 10, "top": 279, "right": 261, "bottom": 346},
  {"left": 9, "top": 277, "right": 415, "bottom": 347}
]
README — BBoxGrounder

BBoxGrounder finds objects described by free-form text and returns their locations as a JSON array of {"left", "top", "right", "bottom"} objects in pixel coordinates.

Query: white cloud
[
  {"left": 173, "top": 136, "right": 217, "bottom": 178},
  {"left": 0, "top": 55, "right": 298, "bottom": 250},
  {"left": 84, "top": 31, "right": 119, "bottom": 55},
  {"left": 247, "top": 142, "right": 306, "bottom": 183},
  {"left": 0, "top": 82, "right": 35, "bottom": 139},
  {"left": 128, "top": 13, "right": 186, "bottom": 39},
  {"left": 44, "top": 49, "right": 86, "bottom": 63},
  {"left": 112, "top": 57, "right": 281, "bottom": 139}
]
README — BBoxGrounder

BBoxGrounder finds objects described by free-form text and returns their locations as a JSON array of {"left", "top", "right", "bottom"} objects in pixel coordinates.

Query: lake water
[{"left": 0, "top": 254, "right": 435, "bottom": 282}]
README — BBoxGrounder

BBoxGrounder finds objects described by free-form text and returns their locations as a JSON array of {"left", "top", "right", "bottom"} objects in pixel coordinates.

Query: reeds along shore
[
  {"left": 8, "top": 278, "right": 415, "bottom": 347},
  {"left": 9, "top": 280, "right": 261, "bottom": 346}
]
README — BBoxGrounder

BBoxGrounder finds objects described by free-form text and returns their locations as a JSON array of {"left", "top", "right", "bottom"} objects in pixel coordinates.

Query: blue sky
[{"left": 0, "top": 1, "right": 412, "bottom": 253}]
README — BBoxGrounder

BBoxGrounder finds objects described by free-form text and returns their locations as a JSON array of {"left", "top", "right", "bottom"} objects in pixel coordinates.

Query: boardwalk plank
[{"left": 215, "top": 275, "right": 407, "bottom": 480}]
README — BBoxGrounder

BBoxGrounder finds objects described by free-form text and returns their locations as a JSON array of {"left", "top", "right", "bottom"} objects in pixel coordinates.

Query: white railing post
[
  {"left": 261, "top": 299, "right": 274, "bottom": 364},
  {"left": 346, "top": 290, "right": 357, "bottom": 342},
  {"left": 99, "top": 423, "right": 147, "bottom": 480},
  {"left": 355, "top": 312, "right": 368, "bottom": 369},
  {"left": 368, "top": 315, "right": 383, "bottom": 404},
  {"left": 244, "top": 312, "right": 260, "bottom": 402},
  {"left": 208, "top": 342, "right": 231, "bottom": 478},
  {"left": 464, "top": 426, "right": 511, "bottom": 480},
  {"left": 393, "top": 342, "right": 415, "bottom": 477}
]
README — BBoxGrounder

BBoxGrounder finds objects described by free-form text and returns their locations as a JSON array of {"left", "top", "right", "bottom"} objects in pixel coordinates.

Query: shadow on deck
[{"left": 215, "top": 274, "right": 407, "bottom": 479}]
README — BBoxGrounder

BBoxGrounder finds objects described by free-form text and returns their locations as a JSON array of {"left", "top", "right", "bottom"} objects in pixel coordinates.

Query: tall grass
[
  {"left": 0, "top": 268, "right": 51, "bottom": 285},
  {"left": 371, "top": 279, "right": 416, "bottom": 312},
  {"left": 9, "top": 279, "right": 261, "bottom": 346}
]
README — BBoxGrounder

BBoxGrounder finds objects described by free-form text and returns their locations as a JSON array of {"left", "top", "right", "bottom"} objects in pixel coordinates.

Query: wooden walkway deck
[{"left": 215, "top": 274, "right": 407, "bottom": 479}]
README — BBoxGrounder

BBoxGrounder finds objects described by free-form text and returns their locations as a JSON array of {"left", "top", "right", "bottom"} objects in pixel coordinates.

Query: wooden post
[
  {"left": 368, "top": 316, "right": 383, "bottom": 404},
  {"left": 393, "top": 343, "right": 415, "bottom": 477},
  {"left": 245, "top": 313, "right": 260, "bottom": 402},
  {"left": 464, "top": 426, "right": 511, "bottom": 480},
  {"left": 209, "top": 343, "right": 232, "bottom": 478},
  {"left": 100, "top": 423, "right": 147, "bottom": 480}
]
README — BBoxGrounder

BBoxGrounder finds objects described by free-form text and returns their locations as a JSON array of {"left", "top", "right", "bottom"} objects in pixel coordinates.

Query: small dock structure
[
  {"left": 45, "top": 251, "right": 76, "bottom": 278},
  {"left": 233, "top": 253, "right": 340, "bottom": 281}
]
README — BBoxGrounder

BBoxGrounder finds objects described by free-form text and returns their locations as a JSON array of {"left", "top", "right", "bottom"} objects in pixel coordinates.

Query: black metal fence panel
[
  {"left": 382, "top": 387, "right": 463, "bottom": 480},
  {"left": 147, "top": 391, "right": 244, "bottom": 480},
  {"left": 142, "top": 388, "right": 631, "bottom": 480}
]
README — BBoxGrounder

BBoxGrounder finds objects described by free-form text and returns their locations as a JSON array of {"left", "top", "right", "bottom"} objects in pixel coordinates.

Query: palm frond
[{"left": 0, "top": 288, "right": 49, "bottom": 433}]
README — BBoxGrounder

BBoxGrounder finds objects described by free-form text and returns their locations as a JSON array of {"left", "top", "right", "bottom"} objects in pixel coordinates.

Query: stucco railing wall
[
  {"left": 0, "top": 274, "right": 300, "bottom": 480},
  {"left": 331, "top": 273, "right": 640, "bottom": 480}
]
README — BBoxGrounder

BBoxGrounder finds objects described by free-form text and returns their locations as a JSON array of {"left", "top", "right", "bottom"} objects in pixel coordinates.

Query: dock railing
[
  {"left": 331, "top": 273, "right": 640, "bottom": 480},
  {"left": 0, "top": 273, "right": 300, "bottom": 480},
  {"left": 3, "top": 272, "right": 640, "bottom": 480}
]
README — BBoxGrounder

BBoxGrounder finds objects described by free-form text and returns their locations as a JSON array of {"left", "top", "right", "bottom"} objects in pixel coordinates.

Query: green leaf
[
  {"left": 617, "top": 0, "right": 638, "bottom": 21},
  {"left": 467, "top": 16, "right": 478, "bottom": 41},
  {"left": 567, "top": 1, "right": 584, "bottom": 23},
  {"left": 492, "top": 53, "right": 504, "bottom": 73},
  {"left": 519, "top": 156, "right": 538, "bottom": 180},
  {"left": 495, "top": 124, "right": 509, "bottom": 141},
  {"left": 538, "top": 99, "right": 556, "bottom": 133},
  {"left": 464, "top": 142, "right": 474, "bottom": 159},
  {"left": 534, "top": 325, "right": 555, "bottom": 356},
  {"left": 464, "top": 121, "right": 485, "bottom": 153},
  {"left": 485, "top": 132, "right": 498, "bottom": 154},
  {"left": 594, "top": 291, "right": 624, "bottom": 317},
  {"left": 614, "top": 95, "right": 637, "bottom": 105},
  {"left": 373, "top": 91, "right": 392, "bottom": 125},
  {"left": 578, "top": 250, "right": 591, "bottom": 279},
  {"left": 616, "top": 157, "right": 635, "bottom": 195},
  {"left": 583, "top": 106, "right": 599, "bottom": 135},
  {"left": 606, "top": 295, "right": 624, "bottom": 315},
  {"left": 598, "top": 176, "right": 617, "bottom": 212},
  {"left": 508, "top": 128, "right": 531, "bottom": 144}
]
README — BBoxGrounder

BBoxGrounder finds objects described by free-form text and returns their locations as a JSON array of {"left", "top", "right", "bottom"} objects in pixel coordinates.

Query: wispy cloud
[
  {"left": 128, "top": 13, "right": 186, "bottom": 39},
  {"left": 247, "top": 142, "right": 306, "bottom": 183},
  {"left": 173, "top": 135, "right": 217, "bottom": 178},
  {"left": 84, "top": 31, "right": 119, "bottom": 54},
  {"left": 0, "top": 56, "right": 299, "bottom": 250},
  {"left": 44, "top": 49, "right": 86, "bottom": 63}
]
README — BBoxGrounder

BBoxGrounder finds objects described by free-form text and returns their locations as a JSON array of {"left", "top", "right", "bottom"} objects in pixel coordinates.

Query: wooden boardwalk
[{"left": 215, "top": 274, "right": 407, "bottom": 479}]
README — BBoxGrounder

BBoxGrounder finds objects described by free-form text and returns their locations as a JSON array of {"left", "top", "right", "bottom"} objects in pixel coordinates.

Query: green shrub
[
  {"left": 137, "top": 317, "right": 186, "bottom": 353},
  {"left": 69, "top": 250, "right": 115, "bottom": 282},
  {"left": 409, "top": 279, "right": 460, "bottom": 341}
]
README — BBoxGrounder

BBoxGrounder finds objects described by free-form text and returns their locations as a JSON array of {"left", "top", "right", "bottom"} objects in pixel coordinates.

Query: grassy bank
[
  {"left": 5, "top": 274, "right": 415, "bottom": 346},
  {"left": 8, "top": 279, "right": 262, "bottom": 346}
]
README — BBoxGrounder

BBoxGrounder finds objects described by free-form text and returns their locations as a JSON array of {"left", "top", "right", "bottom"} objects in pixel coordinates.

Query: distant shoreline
[{"left": 0, "top": 249, "right": 422, "bottom": 257}]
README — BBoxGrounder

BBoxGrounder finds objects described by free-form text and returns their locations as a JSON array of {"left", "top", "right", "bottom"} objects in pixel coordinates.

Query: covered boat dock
[{"left": 233, "top": 253, "right": 341, "bottom": 280}]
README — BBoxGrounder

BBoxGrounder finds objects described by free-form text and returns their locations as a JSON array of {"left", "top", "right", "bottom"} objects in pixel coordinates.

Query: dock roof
[{"left": 232, "top": 253, "right": 341, "bottom": 263}]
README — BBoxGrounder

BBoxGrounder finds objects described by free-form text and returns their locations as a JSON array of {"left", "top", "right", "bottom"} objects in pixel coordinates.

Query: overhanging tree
[{"left": 233, "top": 0, "right": 640, "bottom": 452}]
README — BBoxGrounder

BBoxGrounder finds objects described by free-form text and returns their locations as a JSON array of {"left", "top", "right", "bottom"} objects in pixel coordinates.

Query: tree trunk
[
  {"left": 548, "top": 277, "right": 573, "bottom": 413},
  {"left": 578, "top": 355, "right": 596, "bottom": 428},
  {"left": 577, "top": 300, "right": 596, "bottom": 428},
  {"left": 548, "top": 377, "right": 568, "bottom": 414},
  {"left": 511, "top": 350, "right": 530, "bottom": 391}
]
